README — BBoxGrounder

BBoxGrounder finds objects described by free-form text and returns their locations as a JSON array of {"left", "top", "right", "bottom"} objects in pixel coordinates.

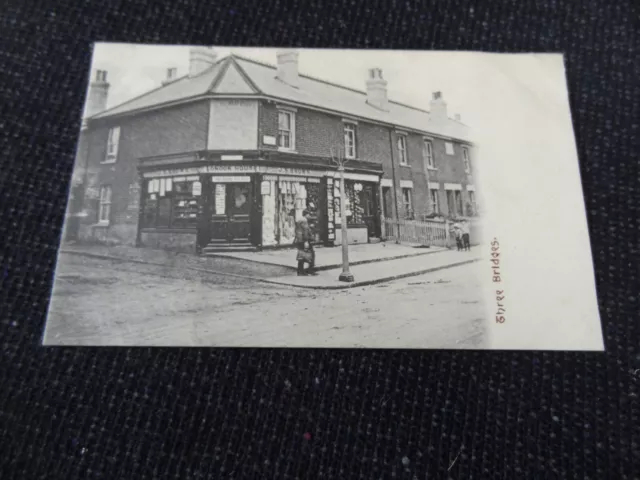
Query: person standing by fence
[{"left": 451, "top": 220, "right": 463, "bottom": 251}]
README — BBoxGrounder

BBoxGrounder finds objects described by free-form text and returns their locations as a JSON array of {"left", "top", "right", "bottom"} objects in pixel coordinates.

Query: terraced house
[{"left": 69, "top": 47, "right": 477, "bottom": 253}]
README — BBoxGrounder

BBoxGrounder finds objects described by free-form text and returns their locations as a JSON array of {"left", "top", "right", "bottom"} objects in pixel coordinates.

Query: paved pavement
[
  {"left": 60, "top": 242, "right": 482, "bottom": 289},
  {"left": 210, "top": 242, "right": 448, "bottom": 270},
  {"left": 44, "top": 253, "right": 487, "bottom": 348},
  {"left": 269, "top": 246, "right": 482, "bottom": 289}
]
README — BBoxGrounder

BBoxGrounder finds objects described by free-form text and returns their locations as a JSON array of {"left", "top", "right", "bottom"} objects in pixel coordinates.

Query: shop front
[{"left": 137, "top": 158, "right": 382, "bottom": 252}]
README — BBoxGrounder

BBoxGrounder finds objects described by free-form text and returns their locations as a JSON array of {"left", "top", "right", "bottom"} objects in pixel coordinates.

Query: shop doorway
[
  {"left": 359, "top": 184, "right": 380, "bottom": 238},
  {"left": 210, "top": 181, "right": 252, "bottom": 242}
]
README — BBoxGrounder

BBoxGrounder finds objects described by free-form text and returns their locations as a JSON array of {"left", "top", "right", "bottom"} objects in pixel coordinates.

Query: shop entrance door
[
  {"left": 360, "top": 184, "right": 380, "bottom": 238},
  {"left": 210, "top": 182, "right": 252, "bottom": 242}
]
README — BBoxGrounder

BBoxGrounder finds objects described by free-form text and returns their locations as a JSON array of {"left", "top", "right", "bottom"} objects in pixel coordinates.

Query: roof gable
[
  {"left": 213, "top": 60, "right": 257, "bottom": 94},
  {"left": 90, "top": 58, "right": 227, "bottom": 120}
]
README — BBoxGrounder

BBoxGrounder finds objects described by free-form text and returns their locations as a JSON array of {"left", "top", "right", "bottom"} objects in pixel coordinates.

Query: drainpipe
[
  {"left": 135, "top": 168, "right": 144, "bottom": 247},
  {"left": 388, "top": 129, "right": 401, "bottom": 243}
]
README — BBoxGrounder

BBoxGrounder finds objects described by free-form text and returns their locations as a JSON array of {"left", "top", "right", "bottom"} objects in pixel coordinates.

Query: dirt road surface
[{"left": 44, "top": 254, "right": 487, "bottom": 348}]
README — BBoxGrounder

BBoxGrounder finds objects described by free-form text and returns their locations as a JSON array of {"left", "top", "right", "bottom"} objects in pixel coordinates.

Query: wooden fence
[{"left": 383, "top": 217, "right": 451, "bottom": 247}]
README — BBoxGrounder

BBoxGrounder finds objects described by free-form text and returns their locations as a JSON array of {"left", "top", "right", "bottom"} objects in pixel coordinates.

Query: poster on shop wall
[{"left": 43, "top": 44, "right": 603, "bottom": 351}]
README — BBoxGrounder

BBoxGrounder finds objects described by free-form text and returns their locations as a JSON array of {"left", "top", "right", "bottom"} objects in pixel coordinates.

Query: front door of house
[{"left": 210, "top": 181, "right": 252, "bottom": 242}]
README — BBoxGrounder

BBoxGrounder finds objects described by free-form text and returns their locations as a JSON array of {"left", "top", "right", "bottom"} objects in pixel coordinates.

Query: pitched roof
[
  {"left": 91, "top": 53, "right": 470, "bottom": 141},
  {"left": 90, "top": 58, "right": 227, "bottom": 119}
]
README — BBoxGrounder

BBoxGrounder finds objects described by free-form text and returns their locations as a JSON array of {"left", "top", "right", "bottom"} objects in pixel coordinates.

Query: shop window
[
  {"left": 104, "top": 126, "right": 120, "bottom": 163},
  {"left": 98, "top": 185, "right": 112, "bottom": 223},
  {"left": 305, "top": 183, "right": 322, "bottom": 242},
  {"left": 142, "top": 177, "right": 199, "bottom": 229},
  {"left": 172, "top": 181, "right": 199, "bottom": 228},
  {"left": 343, "top": 181, "right": 365, "bottom": 225},
  {"left": 276, "top": 180, "right": 299, "bottom": 243},
  {"left": 278, "top": 110, "right": 295, "bottom": 150}
]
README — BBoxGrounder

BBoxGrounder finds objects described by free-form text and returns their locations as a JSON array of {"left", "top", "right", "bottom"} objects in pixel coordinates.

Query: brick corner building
[{"left": 66, "top": 47, "right": 479, "bottom": 254}]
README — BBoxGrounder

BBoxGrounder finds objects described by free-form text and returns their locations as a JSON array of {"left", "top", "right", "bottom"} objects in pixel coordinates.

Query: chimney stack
[
  {"left": 276, "top": 50, "right": 299, "bottom": 88},
  {"left": 366, "top": 68, "right": 388, "bottom": 111},
  {"left": 85, "top": 69, "right": 110, "bottom": 119},
  {"left": 189, "top": 47, "right": 217, "bottom": 77},
  {"left": 162, "top": 67, "right": 178, "bottom": 86},
  {"left": 430, "top": 91, "right": 448, "bottom": 124},
  {"left": 454, "top": 113, "right": 461, "bottom": 122}
]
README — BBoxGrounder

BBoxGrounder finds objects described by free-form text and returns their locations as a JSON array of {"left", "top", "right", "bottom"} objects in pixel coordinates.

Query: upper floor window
[
  {"left": 278, "top": 110, "right": 295, "bottom": 150},
  {"left": 344, "top": 123, "right": 356, "bottom": 159},
  {"left": 423, "top": 139, "right": 434, "bottom": 169},
  {"left": 104, "top": 126, "right": 121, "bottom": 163},
  {"left": 445, "top": 141, "right": 454, "bottom": 155},
  {"left": 397, "top": 135, "right": 408, "bottom": 165},
  {"left": 462, "top": 147, "right": 471, "bottom": 173},
  {"left": 98, "top": 185, "right": 112, "bottom": 224}
]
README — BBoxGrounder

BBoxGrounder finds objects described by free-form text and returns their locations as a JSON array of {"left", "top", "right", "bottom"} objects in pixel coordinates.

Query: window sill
[
  {"left": 92, "top": 222, "right": 110, "bottom": 228},
  {"left": 277, "top": 147, "right": 298, "bottom": 153},
  {"left": 101, "top": 159, "right": 117, "bottom": 165},
  {"left": 400, "top": 163, "right": 411, "bottom": 168},
  {"left": 427, "top": 167, "right": 438, "bottom": 171}
]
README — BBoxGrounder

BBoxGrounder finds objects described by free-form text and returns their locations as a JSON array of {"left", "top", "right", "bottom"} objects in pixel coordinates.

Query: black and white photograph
[{"left": 43, "top": 44, "right": 603, "bottom": 349}]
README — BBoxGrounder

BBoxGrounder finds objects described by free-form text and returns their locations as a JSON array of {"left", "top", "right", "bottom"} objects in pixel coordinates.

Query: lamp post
[{"left": 331, "top": 147, "right": 354, "bottom": 283}]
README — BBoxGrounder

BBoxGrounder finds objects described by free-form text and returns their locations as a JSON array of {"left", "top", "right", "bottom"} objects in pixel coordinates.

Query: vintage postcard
[{"left": 43, "top": 43, "right": 603, "bottom": 350}]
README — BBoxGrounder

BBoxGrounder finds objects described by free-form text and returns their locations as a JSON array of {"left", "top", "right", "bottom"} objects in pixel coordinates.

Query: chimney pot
[
  {"left": 454, "top": 113, "right": 461, "bottom": 121},
  {"left": 366, "top": 67, "right": 388, "bottom": 111},
  {"left": 162, "top": 67, "right": 178, "bottom": 86},
  {"left": 276, "top": 50, "right": 300, "bottom": 88},
  {"left": 189, "top": 47, "right": 217, "bottom": 77}
]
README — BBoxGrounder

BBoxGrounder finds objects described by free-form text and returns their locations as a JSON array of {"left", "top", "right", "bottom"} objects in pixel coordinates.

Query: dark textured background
[{"left": 1, "top": 0, "right": 639, "bottom": 478}]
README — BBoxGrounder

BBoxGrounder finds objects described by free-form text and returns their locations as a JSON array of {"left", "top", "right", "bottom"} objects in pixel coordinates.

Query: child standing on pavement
[
  {"left": 452, "top": 220, "right": 463, "bottom": 251},
  {"left": 461, "top": 220, "right": 471, "bottom": 251}
]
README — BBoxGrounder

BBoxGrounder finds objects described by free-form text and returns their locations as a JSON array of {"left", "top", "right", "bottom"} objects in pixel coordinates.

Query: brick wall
[
  {"left": 358, "top": 122, "right": 391, "bottom": 165},
  {"left": 259, "top": 102, "right": 391, "bottom": 167},
  {"left": 383, "top": 132, "right": 475, "bottom": 219},
  {"left": 79, "top": 100, "right": 209, "bottom": 245}
]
